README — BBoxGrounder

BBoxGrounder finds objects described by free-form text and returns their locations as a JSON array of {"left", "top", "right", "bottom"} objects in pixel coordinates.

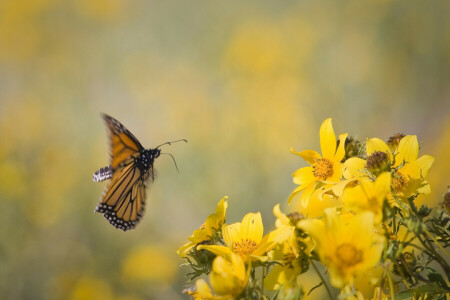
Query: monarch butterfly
[{"left": 93, "top": 114, "right": 186, "bottom": 231}]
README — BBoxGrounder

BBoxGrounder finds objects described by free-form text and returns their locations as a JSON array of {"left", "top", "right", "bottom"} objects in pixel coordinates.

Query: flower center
[
  {"left": 392, "top": 172, "right": 408, "bottom": 194},
  {"left": 313, "top": 158, "right": 334, "bottom": 180},
  {"left": 335, "top": 243, "right": 362, "bottom": 266},
  {"left": 232, "top": 239, "right": 258, "bottom": 256}
]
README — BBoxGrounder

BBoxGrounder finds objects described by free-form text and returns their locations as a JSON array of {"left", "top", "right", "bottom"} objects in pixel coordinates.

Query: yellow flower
[
  {"left": 341, "top": 172, "right": 391, "bottom": 223},
  {"left": 199, "top": 212, "right": 293, "bottom": 262},
  {"left": 183, "top": 279, "right": 218, "bottom": 300},
  {"left": 298, "top": 209, "right": 385, "bottom": 288},
  {"left": 122, "top": 245, "right": 176, "bottom": 283},
  {"left": 184, "top": 253, "right": 249, "bottom": 300},
  {"left": 210, "top": 253, "right": 249, "bottom": 297},
  {"left": 265, "top": 205, "right": 313, "bottom": 290},
  {"left": 366, "top": 136, "right": 435, "bottom": 207},
  {"left": 295, "top": 189, "right": 341, "bottom": 218},
  {"left": 177, "top": 197, "right": 228, "bottom": 257},
  {"left": 289, "top": 118, "right": 348, "bottom": 207}
]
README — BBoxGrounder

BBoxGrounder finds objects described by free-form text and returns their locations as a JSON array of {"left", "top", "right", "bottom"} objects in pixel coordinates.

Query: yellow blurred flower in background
[
  {"left": 122, "top": 245, "right": 176, "bottom": 284},
  {"left": 298, "top": 209, "right": 385, "bottom": 288},
  {"left": 69, "top": 277, "right": 114, "bottom": 300},
  {"left": 289, "top": 118, "right": 348, "bottom": 206}
]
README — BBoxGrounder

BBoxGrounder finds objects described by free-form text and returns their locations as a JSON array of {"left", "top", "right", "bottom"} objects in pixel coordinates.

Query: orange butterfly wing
[
  {"left": 95, "top": 160, "right": 149, "bottom": 230},
  {"left": 103, "top": 114, "right": 144, "bottom": 170}
]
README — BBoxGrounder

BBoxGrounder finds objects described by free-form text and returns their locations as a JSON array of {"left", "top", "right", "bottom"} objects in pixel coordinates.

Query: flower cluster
[{"left": 178, "top": 119, "right": 449, "bottom": 299}]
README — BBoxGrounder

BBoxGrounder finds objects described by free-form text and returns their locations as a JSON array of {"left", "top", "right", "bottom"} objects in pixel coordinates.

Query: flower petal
[
  {"left": 290, "top": 148, "right": 321, "bottom": 164},
  {"left": 374, "top": 172, "right": 392, "bottom": 204},
  {"left": 273, "top": 204, "right": 290, "bottom": 226},
  {"left": 292, "top": 166, "right": 315, "bottom": 186},
  {"left": 194, "top": 279, "right": 214, "bottom": 298},
  {"left": 222, "top": 223, "right": 241, "bottom": 246},
  {"left": 320, "top": 118, "right": 337, "bottom": 160},
  {"left": 241, "top": 212, "right": 264, "bottom": 244},
  {"left": 177, "top": 242, "right": 194, "bottom": 258},
  {"left": 297, "top": 219, "right": 326, "bottom": 247},
  {"left": 298, "top": 191, "right": 340, "bottom": 218},
  {"left": 267, "top": 224, "right": 294, "bottom": 244},
  {"left": 400, "top": 155, "right": 435, "bottom": 179},
  {"left": 332, "top": 178, "right": 358, "bottom": 198},
  {"left": 395, "top": 135, "right": 419, "bottom": 167},
  {"left": 366, "top": 138, "right": 392, "bottom": 162},
  {"left": 343, "top": 157, "right": 367, "bottom": 179},
  {"left": 288, "top": 185, "right": 304, "bottom": 204},
  {"left": 299, "top": 183, "right": 316, "bottom": 208},
  {"left": 197, "top": 244, "right": 233, "bottom": 258},
  {"left": 334, "top": 133, "right": 349, "bottom": 162}
]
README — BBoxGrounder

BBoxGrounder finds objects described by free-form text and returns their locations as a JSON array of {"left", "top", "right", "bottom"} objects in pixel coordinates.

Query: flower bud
[
  {"left": 387, "top": 133, "right": 405, "bottom": 152},
  {"left": 366, "top": 151, "right": 391, "bottom": 176}
]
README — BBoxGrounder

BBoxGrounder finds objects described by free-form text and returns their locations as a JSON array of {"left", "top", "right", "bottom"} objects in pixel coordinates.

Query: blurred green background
[{"left": 0, "top": 0, "right": 449, "bottom": 299}]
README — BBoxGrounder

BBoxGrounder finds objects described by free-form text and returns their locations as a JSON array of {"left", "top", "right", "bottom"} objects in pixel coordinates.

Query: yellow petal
[
  {"left": 222, "top": 223, "right": 241, "bottom": 246},
  {"left": 273, "top": 204, "right": 290, "bottom": 226},
  {"left": 206, "top": 197, "right": 229, "bottom": 231},
  {"left": 248, "top": 254, "right": 270, "bottom": 262},
  {"left": 177, "top": 242, "right": 195, "bottom": 258},
  {"left": 290, "top": 148, "right": 321, "bottom": 164},
  {"left": 400, "top": 155, "right": 435, "bottom": 179},
  {"left": 334, "top": 133, "right": 349, "bottom": 162},
  {"left": 292, "top": 166, "right": 315, "bottom": 186},
  {"left": 343, "top": 157, "right": 367, "bottom": 179},
  {"left": 297, "top": 192, "right": 340, "bottom": 218},
  {"left": 374, "top": 172, "right": 392, "bottom": 204},
  {"left": 395, "top": 135, "right": 419, "bottom": 167},
  {"left": 264, "top": 265, "right": 290, "bottom": 290},
  {"left": 241, "top": 212, "right": 264, "bottom": 244},
  {"left": 320, "top": 118, "right": 337, "bottom": 160},
  {"left": 297, "top": 218, "right": 326, "bottom": 247},
  {"left": 210, "top": 254, "right": 247, "bottom": 296},
  {"left": 215, "top": 196, "right": 228, "bottom": 217},
  {"left": 299, "top": 183, "right": 316, "bottom": 208},
  {"left": 288, "top": 185, "right": 304, "bottom": 204},
  {"left": 331, "top": 178, "right": 358, "bottom": 198},
  {"left": 267, "top": 224, "right": 295, "bottom": 244},
  {"left": 366, "top": 138, "right": 392, "bottom": 162},
  {"left": 197, "top": 244, "right": 233, "bottom": 258},
  {"left": 194, "top": 279, "right": 214, "bottom": 298}
]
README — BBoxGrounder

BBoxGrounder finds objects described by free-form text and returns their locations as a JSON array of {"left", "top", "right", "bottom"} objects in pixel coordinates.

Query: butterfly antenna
[
  {"left": 156, "top": 139, "right": 187, "bottom": 149},
  {"left": 161, "top": 153, "right": 180, "bottom": 173}
]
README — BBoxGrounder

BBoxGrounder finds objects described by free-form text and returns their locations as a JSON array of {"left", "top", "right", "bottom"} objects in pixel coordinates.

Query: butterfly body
[{"left": 93, "top": 114, "right": 161, "bottom": 231}]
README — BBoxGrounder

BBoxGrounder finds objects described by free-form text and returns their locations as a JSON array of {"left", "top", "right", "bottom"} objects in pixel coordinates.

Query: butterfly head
[
  {"left": 144, "top": 148, "right": 160, "bottom": 159},
  {"left": 152, "top": 148, "right": 161, "bottom": 158}
]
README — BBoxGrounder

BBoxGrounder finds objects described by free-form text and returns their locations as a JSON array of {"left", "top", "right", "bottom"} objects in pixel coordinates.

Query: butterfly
[{"left": 93, "top": 114, "right": 186, "bottom": 231}]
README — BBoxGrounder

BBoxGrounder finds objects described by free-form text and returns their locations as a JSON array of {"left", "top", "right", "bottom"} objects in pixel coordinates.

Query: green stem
[
  {"left": 386, "top": 268, "right": 395, "bottom": 300},
  {"left": 417, "top": 233, "right": 450, "bottom": 275},
  {"left": 423, "top": 228, "right": 450, "bottom": 259},
  {"left": 311, "top": 260, "right": 333, "bottom": 300},
  {"left": 261, "top": 265, "right": 265, "bottom": 295}
]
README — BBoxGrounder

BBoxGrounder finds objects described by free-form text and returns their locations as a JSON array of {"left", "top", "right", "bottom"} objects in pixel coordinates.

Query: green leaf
[{"left": 396, "top": 283, "right": 448, "bottom": 300}]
